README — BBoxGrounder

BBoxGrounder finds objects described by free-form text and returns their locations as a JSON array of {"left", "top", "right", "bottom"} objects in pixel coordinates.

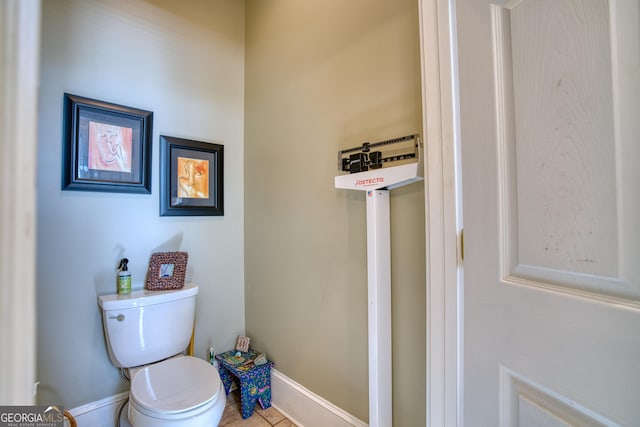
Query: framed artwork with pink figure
[{"left": 62, "top": 93, "right": 153, "bottom": 193}]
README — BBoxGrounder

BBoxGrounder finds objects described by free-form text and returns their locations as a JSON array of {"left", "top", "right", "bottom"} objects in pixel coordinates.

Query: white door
[
  {"left": 456, "top": 0, "right": 640, "bottom": 425},
  {"left": 0, "top": 0, "right": 40, "bottom": 404}
]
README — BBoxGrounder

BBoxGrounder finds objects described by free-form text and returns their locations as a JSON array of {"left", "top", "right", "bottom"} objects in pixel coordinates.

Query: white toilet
[{"left": 98, "top": 283, "right": 226, "bottom": 427}]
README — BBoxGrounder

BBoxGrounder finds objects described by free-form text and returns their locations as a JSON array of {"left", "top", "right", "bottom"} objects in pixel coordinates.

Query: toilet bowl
[
  {"left": 117, "top": 356, "right": 226, "bottom": 427},
  {"left": 126, "top": 356, "right": 226, "bottom": 427}
]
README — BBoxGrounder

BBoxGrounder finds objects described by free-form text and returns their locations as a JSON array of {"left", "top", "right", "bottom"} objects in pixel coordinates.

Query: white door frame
[
  {"left": 0, "top": 0, "right": 41, "bottom": 405},
  {"left": 419, "top": 0, "right": 461, "bottom": 425}
]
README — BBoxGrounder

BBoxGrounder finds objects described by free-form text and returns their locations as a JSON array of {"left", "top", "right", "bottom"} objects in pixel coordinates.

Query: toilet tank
[{"left": 98, "top": 284, "right": 199, "bottom": 368}]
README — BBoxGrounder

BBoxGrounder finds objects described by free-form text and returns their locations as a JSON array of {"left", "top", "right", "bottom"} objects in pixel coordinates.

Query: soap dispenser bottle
[{"left": 117, "top": 258, "right": 131, "bottom": 295}]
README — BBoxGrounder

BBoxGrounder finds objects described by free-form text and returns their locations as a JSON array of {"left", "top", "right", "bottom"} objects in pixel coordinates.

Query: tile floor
[{"left": 219, "top": 389, "right": 297, "bottom": 427}]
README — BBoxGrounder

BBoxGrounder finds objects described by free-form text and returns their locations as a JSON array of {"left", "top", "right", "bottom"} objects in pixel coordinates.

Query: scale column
[{"left": 365, "top": 189, "right": 391, "bottom": 427}]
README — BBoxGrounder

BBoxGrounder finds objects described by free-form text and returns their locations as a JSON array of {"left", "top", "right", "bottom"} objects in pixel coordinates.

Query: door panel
[
  {"left": 458, "top": 0, "right": 640, "bottom": 425},
  {"left": 493, "top": 0, "right": 640, "bottom": 304}
]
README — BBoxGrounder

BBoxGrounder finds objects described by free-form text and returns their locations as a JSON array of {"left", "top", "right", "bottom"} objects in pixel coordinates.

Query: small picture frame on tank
[{"left": 145, "top": 251, "right": 188, "bottom": 290}]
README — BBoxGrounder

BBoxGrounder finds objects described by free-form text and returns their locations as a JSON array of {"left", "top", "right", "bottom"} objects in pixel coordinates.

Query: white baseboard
[
  {"left": 271, "top": 368, "right": 367, "bottom": 427},
  {"left": 67, "top": 391, "right": 128, "bottom": 427},
  {"left": 66, "top": 370, "right": 366, "bottom": 427}
]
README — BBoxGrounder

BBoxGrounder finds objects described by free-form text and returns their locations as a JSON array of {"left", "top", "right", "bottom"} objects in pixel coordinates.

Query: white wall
[{"left": 36, "top": 0, "right": 245, "bottom": 408}]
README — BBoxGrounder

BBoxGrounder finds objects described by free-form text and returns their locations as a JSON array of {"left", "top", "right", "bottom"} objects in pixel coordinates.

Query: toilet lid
[{"left": 130, "top": 356, "right": 220, "bottom": 415}]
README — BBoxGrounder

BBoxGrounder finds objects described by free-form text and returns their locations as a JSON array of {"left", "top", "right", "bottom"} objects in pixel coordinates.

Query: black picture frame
[
  {"left": 62, "top": 93, "right": 153, "bottom": 194},
  {"left": 159, "top": 135, "right": 224, "bottom": 216}
]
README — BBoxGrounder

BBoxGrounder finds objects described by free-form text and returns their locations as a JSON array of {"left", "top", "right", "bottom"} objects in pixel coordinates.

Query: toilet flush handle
[{"left": 108, "top": 314, "right": 125, "bottom": 321}]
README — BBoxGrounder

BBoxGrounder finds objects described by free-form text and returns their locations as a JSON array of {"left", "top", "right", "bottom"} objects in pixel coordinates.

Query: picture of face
[
  {"left": 88, "top": 121, "right": 133, "bottom": 172},
  {"left": 177, "top": 157, "right": 209, "bottom": 199}
]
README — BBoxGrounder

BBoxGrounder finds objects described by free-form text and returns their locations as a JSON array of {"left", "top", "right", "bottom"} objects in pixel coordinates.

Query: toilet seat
[{"left": 130, "top": 356, "right": 221, "bottom": 419}]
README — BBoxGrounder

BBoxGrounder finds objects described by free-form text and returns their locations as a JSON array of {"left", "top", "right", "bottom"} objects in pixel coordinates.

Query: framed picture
[
  {"left": 235, "top": 336, "right": 251, "bottom": 352},
  {"left": 62, "top": 93, "right": 153, "bottom": 193},
  {"left": 159, "top": 135, "right": 224, "bottom": 216},
  {"left": 145, "top": 251, "right": 189, "bottom": 290}
]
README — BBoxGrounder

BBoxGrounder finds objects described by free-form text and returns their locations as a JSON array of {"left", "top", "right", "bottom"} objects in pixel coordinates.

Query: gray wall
[
  {"left": 36, "top": 0, "right": 246, "bottom": 408},
  {"left": 244, "top": 1, "right": 426, "bottom": 425}
]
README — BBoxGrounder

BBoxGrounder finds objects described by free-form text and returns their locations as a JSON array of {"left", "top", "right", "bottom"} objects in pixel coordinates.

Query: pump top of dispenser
[{"left": 118, "top": 258, "right": 129, "bottom": 272}]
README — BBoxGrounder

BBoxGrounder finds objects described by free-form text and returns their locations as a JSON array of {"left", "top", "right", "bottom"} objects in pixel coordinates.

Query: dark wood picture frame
[
  {"left": 62, "top": 93, "right": 153, "bottom": 193},
  {"left": 159, "top": 135, "right": 224, "bottom": 216}
]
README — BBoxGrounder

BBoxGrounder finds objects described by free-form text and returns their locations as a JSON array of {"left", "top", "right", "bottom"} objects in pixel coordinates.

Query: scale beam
[{"left": 335, "top": 134, "right": 423, "bottom": 191}]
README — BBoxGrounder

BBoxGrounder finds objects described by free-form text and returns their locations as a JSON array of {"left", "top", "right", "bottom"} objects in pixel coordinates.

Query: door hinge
[{"left": 460, "top": 229, "right": 464, "bottom": 262}]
